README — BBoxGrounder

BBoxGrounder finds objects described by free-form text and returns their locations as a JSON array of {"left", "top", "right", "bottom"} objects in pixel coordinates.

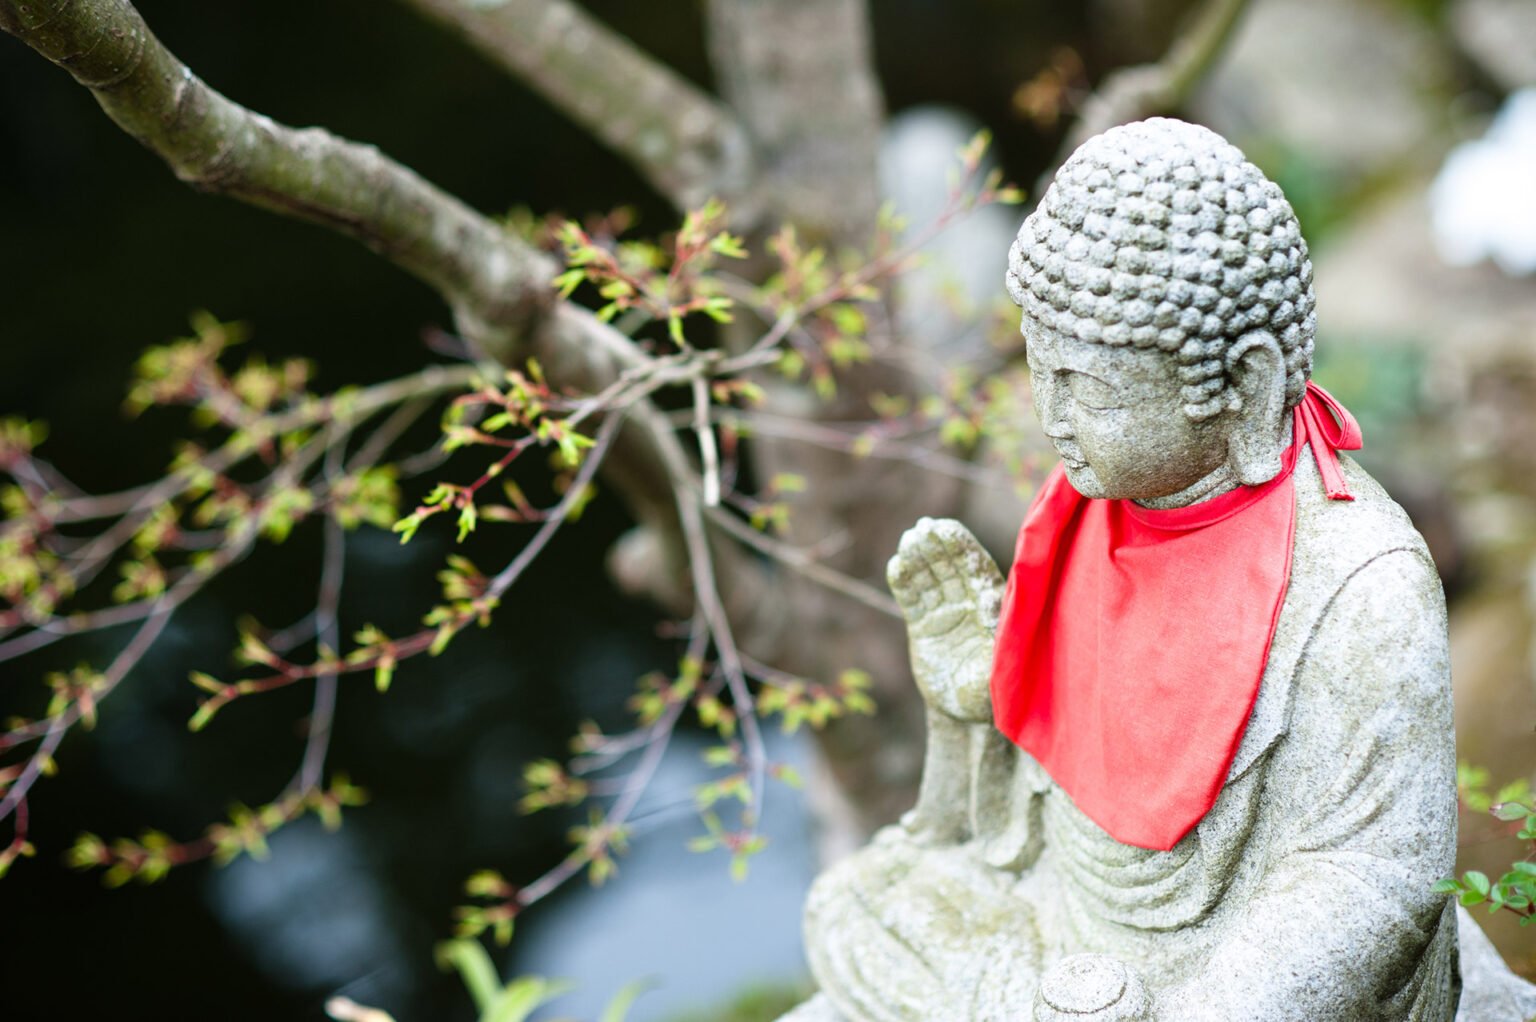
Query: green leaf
[
  {"left": 434, "top": 939, "right": 502, "bottom": 1014},
  {"left": 776, "top": 349, "right": 805, "bottom": 380},
  {"left": 430, "top": 622, "right": 458, "bottom": 656},
  {"left": 774, "top": 764, "right": 804, "bottom": 790},
  {"left": 599, "top": 978, "right": 655, "bottom": 1022},
  {"left": 770, "top": 472, "right": 806, "bottom": 494},
  {"left": 1491, "top": 801, "right": 1530, "bottom": 822},
  {"left": 709, "top": 233, "right": 748, "bottom": 259},
  {"left": 484, "top": 976, "right": 575, "bottom": 1022},
  {"left": 1495, "top": 779, "right": 1531, "bottom": 804},
  {"left": 392, "top": 512, "right": 424, "bottom": 545},
  {"left": 702, "top": 745, "right": 738, "bottom": 767},
  {"left": 824, "top": 303, "right": 867, "bottom": 338},
  {"left": 492, "top": 916, "right": 514, "bottom": 947},
  {"left": 701, "top": 296, "right": 735, "bottom": 323},
  {"left": 188, "top": 701, "right": 219, "bottom": 733}
]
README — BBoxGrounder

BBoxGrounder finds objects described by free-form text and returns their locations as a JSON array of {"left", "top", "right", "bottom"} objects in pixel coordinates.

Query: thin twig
[
  {"left": 643, "top": 405, "right": 769, "bottom": 819},
  {"left": 0, "top": 591, "right": 182, "bottom": 823},
  {"left": 691, "top": 374, "right": 721, "bottom": 508},
  {"left": 518, "top": 611, "right": 707, "bottom": 907},
  {"left": 702, "top": 408, "right": 1017, "bottom": 487},
  {"left": 346, "top": 395, "right": 436, "bottom": 475},
  {"left": 294, "top": 441, "right": 348, "bottom": 796},
  {"left": 705, "top": 505, "right": 899, "bottom": 619},
  {"left": 484, "top": 411, "right": 624, "bottom": 602}
]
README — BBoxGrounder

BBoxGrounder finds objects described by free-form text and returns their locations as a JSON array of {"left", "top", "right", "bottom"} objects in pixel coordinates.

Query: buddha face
[{"left": 1022, "top": 316, "right": 1234, "bottom": 502}]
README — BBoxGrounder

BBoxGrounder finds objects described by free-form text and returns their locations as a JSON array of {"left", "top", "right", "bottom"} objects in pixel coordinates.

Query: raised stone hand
[
  {"left": 884, "top": 517, "right": 1009, "bottom": 846},
  {"left": 885, "top": 516, "right": 1005, "bottom": 724}
]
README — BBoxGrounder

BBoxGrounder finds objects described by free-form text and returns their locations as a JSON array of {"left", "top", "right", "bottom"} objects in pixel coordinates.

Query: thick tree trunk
[{"left": 702, "top": 0, "right": 960, "bottom": 841}]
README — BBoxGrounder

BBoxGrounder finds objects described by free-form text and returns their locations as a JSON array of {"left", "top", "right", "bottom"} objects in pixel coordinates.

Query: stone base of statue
[{"left": 781, "top": 908, "right": 1536, "bottom": 1022}]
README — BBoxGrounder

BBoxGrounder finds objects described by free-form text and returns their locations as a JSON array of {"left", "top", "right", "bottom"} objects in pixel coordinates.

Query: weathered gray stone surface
[{"left": 778, "top": 119, "right": 1536, "bottom": 1021}]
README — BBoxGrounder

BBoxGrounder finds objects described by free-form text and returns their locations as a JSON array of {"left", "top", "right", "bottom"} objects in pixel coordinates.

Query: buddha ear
[{"left": 1223, "top": 331, "right": 1287, "bottom": 487}]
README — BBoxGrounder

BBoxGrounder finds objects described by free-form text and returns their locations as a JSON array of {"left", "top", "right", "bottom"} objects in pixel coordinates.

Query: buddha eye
[{"left": 1063, "top": 371, "right": 1122, "bottom": 410}]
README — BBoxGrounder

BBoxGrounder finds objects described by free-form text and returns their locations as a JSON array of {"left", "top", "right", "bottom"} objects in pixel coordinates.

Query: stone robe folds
[{"left": 791, "top": 451, "right": 1471, "bottom": 1021}]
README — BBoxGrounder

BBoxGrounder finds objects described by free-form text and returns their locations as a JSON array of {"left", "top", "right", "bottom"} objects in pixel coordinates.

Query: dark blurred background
[{"left": 4, "top": 0, "right": 1535, "bottom": 1018}]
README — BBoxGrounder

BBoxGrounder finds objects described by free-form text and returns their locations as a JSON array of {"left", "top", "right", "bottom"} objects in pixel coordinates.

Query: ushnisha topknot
[{"left": 1007, "top": 117, "right": 1315, "bottom": 420}]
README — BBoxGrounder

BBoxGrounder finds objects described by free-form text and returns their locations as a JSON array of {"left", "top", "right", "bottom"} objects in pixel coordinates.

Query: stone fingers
[
  {"left": 958, "top": 538, "right": 1007, "bottom": 626},
  {"left": 888, "top": 517, "right": 995, "bottom": 632},
  {"left": 888, "top": 518, "right": 959, "bottom": 623}
]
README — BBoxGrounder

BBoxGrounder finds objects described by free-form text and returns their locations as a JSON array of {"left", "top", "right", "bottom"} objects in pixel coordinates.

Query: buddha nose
[{"left": 1034, "top": 375, "right": 1073, "bottom": 440}]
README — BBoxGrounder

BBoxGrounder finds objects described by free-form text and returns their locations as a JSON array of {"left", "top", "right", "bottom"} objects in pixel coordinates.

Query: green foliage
[
  {"left": 435, "top": 939, "right": 578, "bottom": 1022},
  {"left": 66, "top": 775, "right": 366, "bottom": 886},
  {"left": 662, "top": 984, "right": 811, "bottom": 1022},
  {"left": 392, "top": 361, "right": 596, "bottom": 549},
  {"left": 325, "top": 938, "right": 655, "bottom": 1022},
  {"left": 333, "top": 466, "right": 401, "bottom": 530},
  {"left": 1441, "top": 764, "right": 1536, "bottom": 923},
  {"left": 1458, "top": 763, "right": 1529, "bottom": 815},
  {"left": 756, "top": 668, "right": 875, "bottom": 733},
  {"left": 44, "top": 665, "right": 107, "bottom": 731},
  {"left": 453, "top": 869, "right": 517, "bottom": 946},
  {"left": 348, "top": 624, "right": 399, "bottom": 692},
  {"left": 0, "top": 829, "right": 36, "bottom": 879},
  {"left": 554, "top": 197, "right": 744, "bottom": 343},
  {"left": 0, "top": 417, "right": 47, "bottom": 468},
  {"left": 519, "top": 759, "right": 590, "bottom": 814},
  {"left": 569, "top": 809, "right": 632, "bottom": 887},
  {"left": 686, "top": 811, "right": 769, "bottom": 882}
]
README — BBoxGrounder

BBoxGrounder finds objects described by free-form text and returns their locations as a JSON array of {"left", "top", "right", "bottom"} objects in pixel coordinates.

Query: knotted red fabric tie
[{"left": 988, "top": 382, "right": 1361, "bottom": 851}]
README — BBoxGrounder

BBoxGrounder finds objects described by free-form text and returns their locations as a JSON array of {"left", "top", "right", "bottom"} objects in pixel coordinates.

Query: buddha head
[{"left": 1006, "top": 118, "right": 1316, "bottom": 504}]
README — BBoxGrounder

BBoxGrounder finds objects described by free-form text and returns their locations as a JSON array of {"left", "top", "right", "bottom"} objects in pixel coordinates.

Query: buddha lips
[{"left": 988, "top": 382, "right": 1361, "bottom": 851}]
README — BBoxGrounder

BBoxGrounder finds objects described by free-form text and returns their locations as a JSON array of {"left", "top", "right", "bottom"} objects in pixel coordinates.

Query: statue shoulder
[
  {"left": 1229, "top": 451, "right": 1444, "bottom": 782},
  {"left": 1292, "top": 449, "right": 1437, "bottom": 589}
]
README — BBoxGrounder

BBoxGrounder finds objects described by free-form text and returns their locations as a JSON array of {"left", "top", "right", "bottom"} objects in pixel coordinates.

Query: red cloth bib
[{"left": 989, "top": 382, "right": 1362, "bottom": 851}]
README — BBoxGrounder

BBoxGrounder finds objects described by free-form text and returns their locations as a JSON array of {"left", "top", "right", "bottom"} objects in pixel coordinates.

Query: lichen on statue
[{"left": 777, "top": 119, "right": 1536, "bottom": 1022}]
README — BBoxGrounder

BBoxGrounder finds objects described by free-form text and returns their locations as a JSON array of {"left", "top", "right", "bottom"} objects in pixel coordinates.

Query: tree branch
[
  {"left": 401, "top": 0, "right": 754, "bottom": 216},
  {"left": 0, "top": 0, "right": 741, "bottom": 640},
  {"left": 1059, "top": 0, "right": 1252, "bottom": 155},
  {"left": 0, "top": 0, "right": 936, "bottom": 839},
  {"left": 704, "top": 0, "right": 885, "bottom": 245},
  {"left": 0, "top": 0, "right": 557, "bottom": 358}
]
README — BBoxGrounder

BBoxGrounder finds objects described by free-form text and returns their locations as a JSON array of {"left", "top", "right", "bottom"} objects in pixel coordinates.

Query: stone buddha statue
[{"left": 779, "top": 119, "right": 1536, "bottom": 1022}]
